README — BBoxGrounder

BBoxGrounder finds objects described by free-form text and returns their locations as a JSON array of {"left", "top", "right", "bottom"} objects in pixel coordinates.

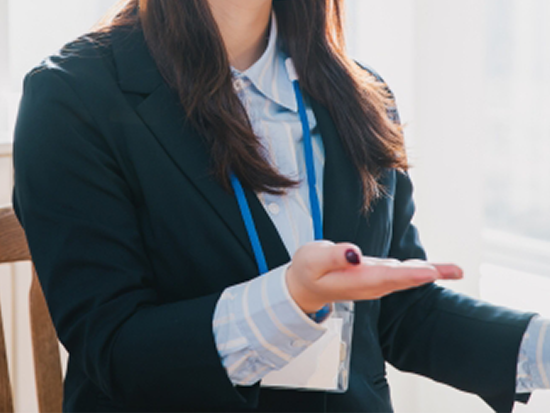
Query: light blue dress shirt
[
  {"left": 212, "top": 15, "right": 328, "bottom": 386},
  {"left": 212, "top": 14, "right": 550, "bottom": 394}
]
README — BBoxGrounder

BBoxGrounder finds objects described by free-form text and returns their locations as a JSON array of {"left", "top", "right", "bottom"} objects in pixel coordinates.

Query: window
[{"left": 481, "top": 0, "right": 550, "bottom": 333}]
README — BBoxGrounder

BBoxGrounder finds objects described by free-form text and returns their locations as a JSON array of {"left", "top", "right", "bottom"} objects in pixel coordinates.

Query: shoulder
[
  {"left": 23, "top": 30, "right": 119, "bottom": 103},
  {"left": 354, "top": 61, "right": 386, "bottom": 84},
  {"left": 17, "top": 26, "right": 150, "bottom": 143},
  {"left": 354, "top": 61, "right": 401, "bottom": 124},
  {"left": 14, "top": 31, "right": 130, "bottom": 166}
]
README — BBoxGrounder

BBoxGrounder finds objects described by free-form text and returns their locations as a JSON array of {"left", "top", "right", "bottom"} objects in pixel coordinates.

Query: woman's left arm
[
  {"left": 379, "top": 170, "right": 536, "bottom": 413},
  {"left": 365, "top": 71, "right": 540, "bottom": 411}
]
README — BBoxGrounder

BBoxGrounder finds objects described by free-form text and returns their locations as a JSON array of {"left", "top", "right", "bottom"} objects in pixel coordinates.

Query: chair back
[{"left": 0, "top": 206, "right": 63, "bottom": 413}]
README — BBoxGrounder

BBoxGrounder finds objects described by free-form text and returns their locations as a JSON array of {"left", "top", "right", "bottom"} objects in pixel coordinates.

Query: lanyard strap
[
  {"left": 231, "top": 67, "right": 329, "bottom": 319},
  {"left": 231, "top": 71, "right": 322, "bottom": 275},
  {"left": 230, "top": 173, "right": 269, "bottom": 274}
]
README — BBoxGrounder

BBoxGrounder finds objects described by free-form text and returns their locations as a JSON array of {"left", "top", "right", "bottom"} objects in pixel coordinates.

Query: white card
[{"left": 261, "top": 317, "right": 344, "bottom": 391}]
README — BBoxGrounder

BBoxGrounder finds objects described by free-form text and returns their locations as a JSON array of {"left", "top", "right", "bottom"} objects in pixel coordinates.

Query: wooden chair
[{"left": 0, "top": 206, "right": 63, "bottom": 413}]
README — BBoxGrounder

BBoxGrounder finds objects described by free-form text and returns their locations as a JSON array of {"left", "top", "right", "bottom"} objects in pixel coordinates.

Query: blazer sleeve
[
  {"left": 12, "top": 67, "right": 257, "bottom": 411},
  {"left": 378, "top": 170, "right": 535, "bottom": 413}
]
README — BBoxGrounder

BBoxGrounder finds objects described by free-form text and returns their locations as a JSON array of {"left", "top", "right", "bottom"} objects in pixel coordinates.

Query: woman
[{"left": 12, "top": 0, "right": 543, "bottom": 412}]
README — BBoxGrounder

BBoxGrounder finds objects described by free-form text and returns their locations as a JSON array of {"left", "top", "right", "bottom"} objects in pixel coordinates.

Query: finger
[
  {"left": 383, "top": 265, "right": 439, "bottom": 286},
  {"left": 433, "top": 264, "right": 463, "bottom": 279},
  {"left": 381, "top": 262, "right": 462, "bottom": 292},
  {"left": 399, "top": 260, "right": 463, "bottom": 281},
  {"left": 318, "top": 261, "right": 438, "bottom": 299}
]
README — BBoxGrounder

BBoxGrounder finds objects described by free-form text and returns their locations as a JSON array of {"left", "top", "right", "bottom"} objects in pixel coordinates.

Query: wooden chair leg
[
  {"left": 0, "top": 301, "right": 14, "bottom": 413},
  {"left": 29, "top": 269, "right": 63, "bottom": 413}
]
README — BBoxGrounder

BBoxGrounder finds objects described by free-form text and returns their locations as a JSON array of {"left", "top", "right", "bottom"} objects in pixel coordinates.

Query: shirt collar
[{"left": 232, "top": 13, "right": 298, "bottom": 112}]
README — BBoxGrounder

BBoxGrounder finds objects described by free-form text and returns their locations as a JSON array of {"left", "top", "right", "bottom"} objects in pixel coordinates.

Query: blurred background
[{"left": 1, "top": 0, "right": 549, "bottom": 411}]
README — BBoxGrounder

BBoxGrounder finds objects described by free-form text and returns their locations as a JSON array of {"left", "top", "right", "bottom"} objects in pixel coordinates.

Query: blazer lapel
[
  {"left": 110, "top": 27, "right": 363, "bottom": 272},
  {"left": 111, "top": 27, "right": 290, "bottom": 272},
  {"left": 310, "top": 99, "right": 364, "bottom": 245}
]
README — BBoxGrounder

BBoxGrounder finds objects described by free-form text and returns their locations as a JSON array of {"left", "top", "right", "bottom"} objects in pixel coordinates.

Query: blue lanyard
[
  {"left": 230, "top": 69, "right": 329, "bottom": 321},
  {"left": 230, "top": 72, "right": 323, "bottom": 276}
]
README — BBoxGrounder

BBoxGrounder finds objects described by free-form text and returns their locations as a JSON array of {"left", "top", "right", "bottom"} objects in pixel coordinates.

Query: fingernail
[{"left": 345, "top": 249, "right": 360, "bottom": 265}]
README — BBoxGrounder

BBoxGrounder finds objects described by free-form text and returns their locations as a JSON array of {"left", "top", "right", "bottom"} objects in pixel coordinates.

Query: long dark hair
[{"left": 98, "top": 0, "right": 408, "bottom": 211}]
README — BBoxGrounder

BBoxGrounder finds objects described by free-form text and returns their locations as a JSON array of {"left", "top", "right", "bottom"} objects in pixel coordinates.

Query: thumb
[{"left": 306, "top": 241, "right": 362, "bottom": 278}]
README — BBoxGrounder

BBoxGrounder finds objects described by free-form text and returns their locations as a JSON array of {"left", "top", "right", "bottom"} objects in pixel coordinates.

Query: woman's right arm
[{"left": 13, "top": 67, "right": 254, "bottom": 411}]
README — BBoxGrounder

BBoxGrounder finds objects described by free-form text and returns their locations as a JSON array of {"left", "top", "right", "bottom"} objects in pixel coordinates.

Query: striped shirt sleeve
[
  {"left": 213, "top": 264, "right": 328, "bottom": 386},
  {"left": 516, "top": 316, "right": 550, "bottom": 392}
]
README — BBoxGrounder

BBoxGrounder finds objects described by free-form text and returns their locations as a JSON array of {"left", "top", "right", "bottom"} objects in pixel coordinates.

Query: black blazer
[{"left": 12, "top": 26, "right": 534, "bottom": 413}]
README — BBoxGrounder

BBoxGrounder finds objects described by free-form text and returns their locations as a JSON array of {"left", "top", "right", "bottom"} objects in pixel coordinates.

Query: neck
[{"left": 208, "top": 0, "right": 272, "bottom": 72}]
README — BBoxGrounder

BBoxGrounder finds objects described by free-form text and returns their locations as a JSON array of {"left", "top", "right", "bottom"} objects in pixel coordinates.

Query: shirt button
[
  {"left": 233, "top": 78, "right": 246, "bottom": 92},
  {"left": 268, "top": 203, "right": 280, "bottom": 215},
  {"left": 291, "top": 339, "right": 308, "bottom": 348}
]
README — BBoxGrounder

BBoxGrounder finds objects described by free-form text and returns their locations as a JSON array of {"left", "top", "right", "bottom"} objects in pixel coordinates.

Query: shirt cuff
[
  {"left": 516, "top": 315, "right": 550, "bottom": 392},
  {"left": 226, "top": 263, "right": 328, "bottom": 371}
]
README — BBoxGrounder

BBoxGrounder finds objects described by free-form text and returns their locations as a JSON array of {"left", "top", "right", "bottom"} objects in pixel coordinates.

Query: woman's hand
[{"left": 285, "top": 241, "right": 463, "bottom": 314}]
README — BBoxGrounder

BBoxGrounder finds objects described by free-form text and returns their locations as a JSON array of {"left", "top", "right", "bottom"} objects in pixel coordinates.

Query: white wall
[
  {"left": 347, "top": 1, "right": 496, "bottom": 412},
  {"left": 1, "top": 0, "right": 117, "bottom": 145},
  {"left": 405, "top": 1, "right": 489, "bottom": 410}
]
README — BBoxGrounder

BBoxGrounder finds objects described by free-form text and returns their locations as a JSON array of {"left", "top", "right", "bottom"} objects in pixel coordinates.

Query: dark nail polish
[{"left": 345, "top": 249, "right": 360, "bottom": 265}]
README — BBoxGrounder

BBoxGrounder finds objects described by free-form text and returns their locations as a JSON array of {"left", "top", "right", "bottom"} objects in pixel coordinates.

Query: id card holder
[{"left": 261, "top": 301, "right": 354, "bottom": 393}]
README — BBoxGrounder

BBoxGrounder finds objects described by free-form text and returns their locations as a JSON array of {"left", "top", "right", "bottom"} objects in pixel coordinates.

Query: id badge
[{"left": 261, "top": 301, "right": 354, "bottom": 393}]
